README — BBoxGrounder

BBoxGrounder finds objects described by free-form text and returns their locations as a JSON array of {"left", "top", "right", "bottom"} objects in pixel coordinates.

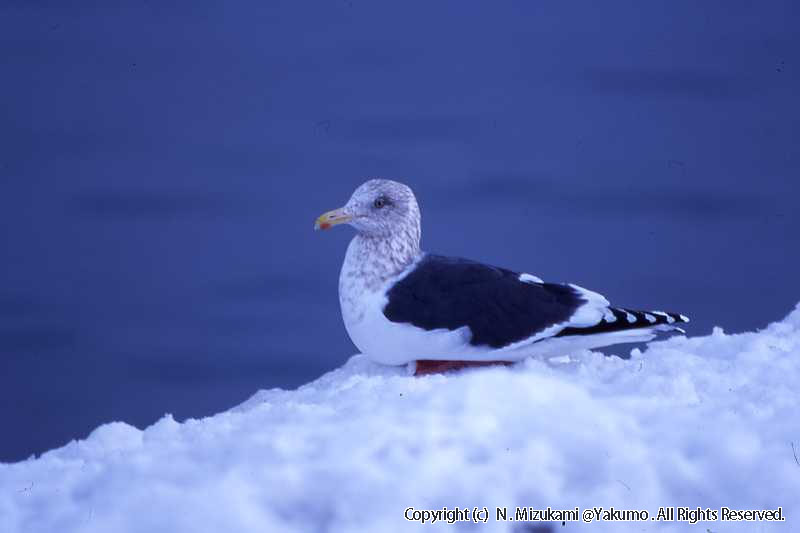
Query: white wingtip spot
[
  {"left": 644, "top": 313, "right": 657, "bottom": 323},
  {"left": 566, "top": 284, "right": 611, "bottom": 326},
  {"left": 625, "top": 312, "right": 636, "bottom": 323},
  {"left": 519, "top": 273, "right": 543, "bottom": 284},
  {"left": 603, "top": 309, "right": 617, "bottom": 322},
  {"left": 679, "top": 314, "right": 690, "bottom": 323}
]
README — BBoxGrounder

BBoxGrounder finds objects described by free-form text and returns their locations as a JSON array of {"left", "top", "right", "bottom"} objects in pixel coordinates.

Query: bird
[{"left": 315, "top": 179, "right": 689, "bottom": 376}]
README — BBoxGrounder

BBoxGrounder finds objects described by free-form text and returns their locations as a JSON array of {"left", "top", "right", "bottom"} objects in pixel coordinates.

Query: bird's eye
[{"left": 373, "top": 197, "right": 386, "bottom": 209}]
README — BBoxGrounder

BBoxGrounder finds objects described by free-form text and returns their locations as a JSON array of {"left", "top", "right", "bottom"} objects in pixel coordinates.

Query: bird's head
[{"left": 315, "top": 179, "right": 421, "bottom": 240}]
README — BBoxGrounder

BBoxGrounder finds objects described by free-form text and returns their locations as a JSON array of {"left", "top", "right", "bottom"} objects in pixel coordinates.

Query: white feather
[{"left": 519, "top": 273, "right": 543, "bottom": 284}]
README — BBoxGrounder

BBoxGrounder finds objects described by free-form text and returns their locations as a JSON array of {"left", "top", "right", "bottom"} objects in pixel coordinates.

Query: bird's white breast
[{"left": 338, "top": 238, "right": 479, "bottom": 365}]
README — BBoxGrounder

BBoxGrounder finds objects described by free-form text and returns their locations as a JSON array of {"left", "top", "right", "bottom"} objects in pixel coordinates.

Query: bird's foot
[{"left": 413, "top": 359, "right": 514, "bottom": 376}]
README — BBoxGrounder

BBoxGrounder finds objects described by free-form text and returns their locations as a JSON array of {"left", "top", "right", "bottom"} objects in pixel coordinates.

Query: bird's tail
[{"left": 555, "top": 307, "right": 689, "bottom": 338}]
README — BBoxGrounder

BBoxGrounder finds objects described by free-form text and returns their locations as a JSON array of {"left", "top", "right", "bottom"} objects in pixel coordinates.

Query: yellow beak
[{"left": 314, "top": 207, "right": 352, "bottom": 231}]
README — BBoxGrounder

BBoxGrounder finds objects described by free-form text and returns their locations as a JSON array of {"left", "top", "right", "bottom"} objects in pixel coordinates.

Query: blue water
[{"left": 1, "top": 1, "right": 798, "bottom": 462}]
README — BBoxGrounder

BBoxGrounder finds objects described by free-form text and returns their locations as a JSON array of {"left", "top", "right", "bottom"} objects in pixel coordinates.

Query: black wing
[{"left": 383, "top": 255, "right": 587, "bottom": 349}]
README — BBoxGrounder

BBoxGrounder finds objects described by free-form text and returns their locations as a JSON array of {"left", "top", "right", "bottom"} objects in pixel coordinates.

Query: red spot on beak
[{"left": 319, "top": 222, "right": 331, "bottom": 230}]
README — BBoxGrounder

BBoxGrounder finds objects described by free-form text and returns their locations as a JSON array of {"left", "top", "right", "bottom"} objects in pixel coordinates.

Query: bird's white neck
[
  {"left": 338, "top": 232, "right": 420, "bottom": 327},
  {"left": 341, "top": 233, "right": 421, "bottom": 292}
]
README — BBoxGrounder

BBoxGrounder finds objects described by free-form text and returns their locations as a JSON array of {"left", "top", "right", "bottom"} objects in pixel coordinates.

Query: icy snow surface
[{"left": 2, "top": 305, "right": 800, "bottom": 533}]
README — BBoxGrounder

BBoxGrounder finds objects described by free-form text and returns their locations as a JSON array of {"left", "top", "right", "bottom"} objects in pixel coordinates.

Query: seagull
[{"left": 315, "top": 179, "right": 689, "bottom": 375}]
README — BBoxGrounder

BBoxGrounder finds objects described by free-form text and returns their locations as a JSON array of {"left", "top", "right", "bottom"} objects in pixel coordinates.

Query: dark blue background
[{"left": 1, "top": 1, "right": 797, "bottom": 462}]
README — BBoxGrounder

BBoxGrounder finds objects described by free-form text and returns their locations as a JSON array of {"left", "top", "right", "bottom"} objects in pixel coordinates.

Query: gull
[{"left": 315, "top": 179, "right": 688, "bottom": 375}]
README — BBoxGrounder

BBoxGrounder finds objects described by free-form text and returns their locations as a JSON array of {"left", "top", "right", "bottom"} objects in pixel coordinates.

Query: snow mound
[{"left": 2, "top": 305, "right": 800, "bottom": 533}]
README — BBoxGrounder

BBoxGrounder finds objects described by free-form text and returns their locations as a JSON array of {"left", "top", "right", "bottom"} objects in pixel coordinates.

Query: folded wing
[{"left": 383, "top": 254, "right": 612, "bottom": 349}]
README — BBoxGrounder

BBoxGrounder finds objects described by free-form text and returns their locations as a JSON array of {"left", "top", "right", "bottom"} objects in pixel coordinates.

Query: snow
[{"left": 2, "top": 305, "right": 800, "bottom": 533}]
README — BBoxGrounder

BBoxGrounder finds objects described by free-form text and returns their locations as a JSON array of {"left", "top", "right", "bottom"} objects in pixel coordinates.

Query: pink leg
[{"left": 414, "top": 359, "right": 513, "bottom": 376}]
